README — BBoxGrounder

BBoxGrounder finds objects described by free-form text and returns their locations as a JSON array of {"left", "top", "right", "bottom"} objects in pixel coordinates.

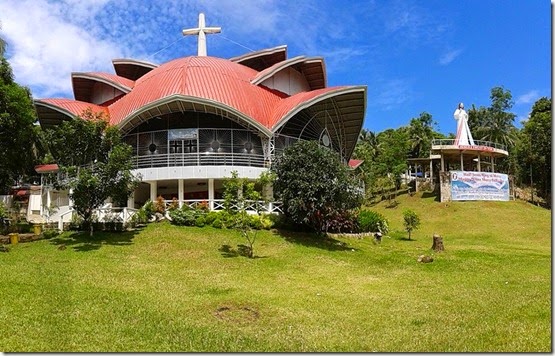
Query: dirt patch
[{"left": 214, "top": 304, "right": 260, "bottom": 325}]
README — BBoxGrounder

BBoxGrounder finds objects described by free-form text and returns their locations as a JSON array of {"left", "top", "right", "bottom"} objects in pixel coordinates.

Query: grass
[{"left": 0, "top": 192, "right": 550, "bottom": 352}]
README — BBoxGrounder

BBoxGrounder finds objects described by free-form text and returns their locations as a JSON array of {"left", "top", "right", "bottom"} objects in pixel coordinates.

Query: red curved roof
[
  {"left": 109, "top": 56, "right": 283, "bottom": 128},
  {"left": 36, "top": 98, "right": 108, "bottom": 117},
  {"left": 34, "top": 49, "right": 366, "bottom": 159}
]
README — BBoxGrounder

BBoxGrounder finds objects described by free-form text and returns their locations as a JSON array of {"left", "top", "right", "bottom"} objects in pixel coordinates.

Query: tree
[
  {"left": 374, "top": 128, "right": 410, "bottom": 190},
  {"left": 407, "top": 112, "right": 436, "bottom": 158},
  {"left": 468, "top": 86, "right": 517, "bottom": 148},
  {"left": 44, "top": 111, "right": 139, "bottom": 236},
  {"left": 0, "top": 33, "right": 40, "bottom": 192},
  {"left": 402, "top": 209, "right": 420, "bottom": 240},
  {"left": 515, "top": 97, "right": 551, "bottom": 204},
  {"left": 222, "top": 171, "right": 263, "bottom": 258},
  {"left": 272, "top": 140, "right": 362, "bottom": 234}
]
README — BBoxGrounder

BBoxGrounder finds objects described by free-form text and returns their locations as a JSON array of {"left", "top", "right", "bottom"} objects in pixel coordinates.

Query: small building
[{"left": 411, "top": 103, "right": 510, "bottom": 202}]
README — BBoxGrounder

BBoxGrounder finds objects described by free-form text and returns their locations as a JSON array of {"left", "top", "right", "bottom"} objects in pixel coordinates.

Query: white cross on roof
[{"left": 182, "top": 13, "right": 221, "bottom": 56}]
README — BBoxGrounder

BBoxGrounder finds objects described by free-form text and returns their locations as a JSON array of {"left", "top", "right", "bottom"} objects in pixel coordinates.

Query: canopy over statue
[{"left": 453, "top": 102, "right": 475, "bottom": 146}]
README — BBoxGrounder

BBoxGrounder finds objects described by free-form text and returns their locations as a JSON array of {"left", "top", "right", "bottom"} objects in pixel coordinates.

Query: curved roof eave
[
  {"left": 112, "top": 58, "right": 159, "bottom": 80},
  {"left": 251, "top": 55, "right": 306, "bottom": 85},
  {"left": 72, "top": 72, "right": 133, "bottom": 93},
  {"left": 271, "top": 86, "right": 366, "bottom": 132},
  {"left": 34, "top": 98, "right": 109, "bottom": 128},
  {"left": 271, "top": 86, "right": 367, "bottom": 159},
  {"left": 112, "top": 58, "right": 158, "bottom": 68},
  {"left": 116, "top": 94, "right": 273, "bottom": 137},
  {"left": 251, "top": 56, "right": 326, "bottom": 90},
  {"left": 229, "top": 45, "right": 287, "bottom": 71},
  {"left": 302, "top": 57, "right": 327, "bottom": 89}
]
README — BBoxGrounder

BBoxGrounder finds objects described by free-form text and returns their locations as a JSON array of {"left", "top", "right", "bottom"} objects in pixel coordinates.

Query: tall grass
[{"left": 0, "top": 193, "right": 550, "bottom": 352}]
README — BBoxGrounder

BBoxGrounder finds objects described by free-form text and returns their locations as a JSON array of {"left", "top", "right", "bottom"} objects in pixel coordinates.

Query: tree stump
[{"left": 432, "top": 234, "right": 444, "bottom": 252}]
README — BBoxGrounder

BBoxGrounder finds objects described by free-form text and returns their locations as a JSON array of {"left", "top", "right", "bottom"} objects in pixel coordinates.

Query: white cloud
[
  {"left": 516, "top": 90, "right": 540, "bottom": 105},
  {"left": 1, "top": 0, "right": 122, "bottom": 98},
  {"left": 371, "top": 78, "right": 414, "bottom": 110},
  {"left": 439, "top": 48, "right": 463, "bottom": 65}
]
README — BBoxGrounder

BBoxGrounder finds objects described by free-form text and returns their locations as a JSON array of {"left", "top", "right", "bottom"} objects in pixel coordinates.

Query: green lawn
[{"left": 0, "top": 193, "right": 551, "bottom": 352}]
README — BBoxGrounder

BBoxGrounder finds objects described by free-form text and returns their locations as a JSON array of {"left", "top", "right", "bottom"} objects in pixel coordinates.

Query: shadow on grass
[
  {"left": 50, "top": 228, "right": 142, "bottom": 252},
  {"left": 421, "top": 191, "right": 440, "bottom": 201},
  {"left": 274, "top": 229, "right": 357, "bottom": 252},
  {"left": 218, "top": 244, "right": 268, "bottom": 259}
]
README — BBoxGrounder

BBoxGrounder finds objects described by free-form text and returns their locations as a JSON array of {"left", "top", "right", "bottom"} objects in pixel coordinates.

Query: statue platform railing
[{"left": 431, "top": 139, "right": 507, "bottom": 152}]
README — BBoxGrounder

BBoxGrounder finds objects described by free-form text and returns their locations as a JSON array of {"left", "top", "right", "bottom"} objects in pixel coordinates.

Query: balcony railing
[
  {"left": 431, "top": 139, "right": 506, "bottom": 152},
  {"left": 132, "top": 152, "right": 267, "bottom": 170}
]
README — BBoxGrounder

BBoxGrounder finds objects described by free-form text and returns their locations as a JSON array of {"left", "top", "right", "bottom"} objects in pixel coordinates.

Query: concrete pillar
[
  {"left": 440, "top": 154, "right": 445, "bottom": 172},
  {"left": 491, "top": 155, "right": 495, "bottom": 173},
  {"left": 460, "top": 152, "right": 464, "bottom": 171},
  {"left": 208, "top": 179, "right": 215, "bottom": 211},
  {"left": 178, "top": 179, "right": 184, "bottom": 207},
  {"left": 429, "top": 159, "right": 433, "bottom": 180},
  {"left": 477, "top": 154, "right": 481, "bottom": 172},
  {"left": 149, "top": 181, "right": 157, "bottom": 201}
]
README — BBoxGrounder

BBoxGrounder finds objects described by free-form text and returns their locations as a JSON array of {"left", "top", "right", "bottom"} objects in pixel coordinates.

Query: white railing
[
  {"left": 57, "top": 207, "right": 138, "bottom": 231},
  {"left": 171, "top": 199, "right": 283, "bottom": 214},
  {"left": 56, "top": 201, "right": 282, "bottom": 231},
  {"left": 432, "top": 139, "right": 506, "bottom": 151},
  {"left": 132, "top": 152, "right": 266, "bottom": 169}
]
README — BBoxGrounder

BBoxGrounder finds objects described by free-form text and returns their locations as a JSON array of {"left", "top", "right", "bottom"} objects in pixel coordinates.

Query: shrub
[
  {"left": 142, "top": 200, "right": 155, "bottom": 221},
  {"left": 212, "top": 218, "right": 223, "bottom": 229},
  {"left": 43, "top": 228, "right": 60, "bottom": 239},
  {"left": 327, "top": 210, "right": 358, "bottom": 234},
  {"left": 259, "top": 214, "right": 274, "bottom": 230},
  {"left": 168, "top": 198, "right": 179, "bottom": 211},
  {"left": 358, "top": 210, "right": 389, "bottom": 234},
  {"left": 154, "top": 196, "right": 166, "bottom": 214},
  {"left": 204, "top": 211, "right": 220, "bottom": 225},
  {"left": 195, "top": 216, "right": 206, "bottom": 228},
  {"left": 131, "top": 207, "right": 149, "bottom": 225}
]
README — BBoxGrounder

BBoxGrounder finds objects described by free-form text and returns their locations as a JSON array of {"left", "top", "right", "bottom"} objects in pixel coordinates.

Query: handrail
[
  {"left": 431, "top": 139, "right": 506, "bottom": 151},
  {"left": 132, "top": 152, "right": 266, "bottom": 169}
]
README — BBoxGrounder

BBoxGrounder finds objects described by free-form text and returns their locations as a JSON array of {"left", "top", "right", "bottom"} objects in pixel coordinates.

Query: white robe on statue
[{"left": 453, "top": 108, "right": 475, "bottom": 146}]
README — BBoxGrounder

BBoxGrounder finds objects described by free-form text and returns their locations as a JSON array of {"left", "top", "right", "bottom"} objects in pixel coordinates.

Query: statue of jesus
[{"left": 453, "top": 102, "right": 475, "bottom": 146}]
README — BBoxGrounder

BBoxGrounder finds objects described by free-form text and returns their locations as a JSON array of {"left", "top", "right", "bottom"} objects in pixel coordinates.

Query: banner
[
  {"left": 168, "top": 128, "right": 198, "bottom": 140},
  {"left": 450, "top": 171, "right": 509, "bottom": 201}
]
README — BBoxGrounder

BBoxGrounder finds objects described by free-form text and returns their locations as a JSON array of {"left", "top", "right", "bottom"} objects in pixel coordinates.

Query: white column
[
  {"left": 127, "top": 191, "right": 135, "bottom": 209},
  {"left": 491, "top": 155, "right": 495, "bottom": 173},
  {"left": 477, "top": 153, "right": 481, "bottom": 172},
  {"left": 429, "top": 159, "right": 433, "bottom": 180},
  {"left": 460, "top": 152, "right": 464, "bottom": 171},
  {"left": 68, "top": 188, "right": 74, "bottom": 208},
  {"left": 149, "top": 181, "right": 157, "bottom": 202},
  {"left": 208, "top": 178, "right": 215, "bottom": 211},
  {"left": 178, "top": 179, "right": 184, "bottom": 207},
  {"left": 46, "top": 188, "right": 52, "bottom": 213}
]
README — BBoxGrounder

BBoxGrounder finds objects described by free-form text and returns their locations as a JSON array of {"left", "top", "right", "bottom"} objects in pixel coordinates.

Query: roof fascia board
[{"left": 229, "top": 45, "right": 287, "bottom": 63}]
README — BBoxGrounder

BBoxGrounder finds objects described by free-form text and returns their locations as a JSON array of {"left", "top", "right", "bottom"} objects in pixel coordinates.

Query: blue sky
[{"left": 0, "top": 0, "right": 550, "bottom": 135}]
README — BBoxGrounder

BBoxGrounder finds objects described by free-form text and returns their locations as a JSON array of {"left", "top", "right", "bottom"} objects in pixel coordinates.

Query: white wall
[{"left": 261, "top": 67, "right": 311, "bottom": 96}]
